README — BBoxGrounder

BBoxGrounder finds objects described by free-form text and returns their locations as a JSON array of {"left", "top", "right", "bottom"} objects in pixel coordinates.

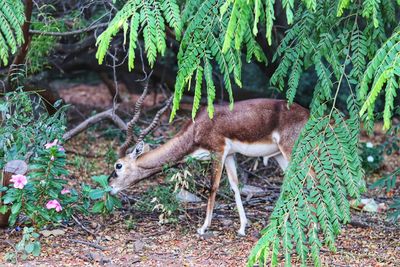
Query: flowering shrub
[
  {"left": 46, "top": 200, "right": 63, "bottom": 212},
  {"left": 0, "top": 139, "right": 123, "bottom": 262},
  {"left": 0, "top": 90, "right": 123, "bottom": 262},
  {"left": 10, "top": 174, "right": 28, "bottom": 189},
  {"left": 1, "top": 140, "right": 77, "bottom": 227}
]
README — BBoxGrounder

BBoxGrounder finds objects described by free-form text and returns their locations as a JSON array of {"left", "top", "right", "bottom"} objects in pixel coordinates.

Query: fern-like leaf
[
  {"left": 204, "top": 58, "right": 216, "bottom": 118},
  {"left": 192, "top": 66, "right": 203, "bottom": 120},
  {"left": 96, "top": 0, "right": 137, "bottom": 64},
  {"left": 265, "top": 0, "right": 276, "bottom": 45},
  {"left": 359, "top": 30, "right": 400, "bottom": 129},
  {"left": 171, "top": 0, "right": 251, "bottom": 120},
  {"left": 248, "top": 101, "right": 365, "bottom": 266},
  {"left": 96, "top": 0, "right": 179, "bottom": 69},
  {"left": 0, "top": 0, "right": 25, "bottom": 65},
  {"left": 336, "top": 0, "right": 351, "bottom": 16},
  {"left": 362, "top": 0, "right": 381, "bottom": 28},
  {"left": 128, "top": 13, "right": 140, "bottom": 71},
  {"left": 160, "top": 0, "right": 182, "bottom": 40},
  {"left": 350, "top": 29, "right": 368, "bottom": 81}
]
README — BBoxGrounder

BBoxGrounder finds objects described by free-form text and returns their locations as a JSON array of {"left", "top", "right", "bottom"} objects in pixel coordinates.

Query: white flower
[
  {"left": 367, "top": 156, "right": 374, "bottom": 162},
  {"left": 366, "top": 142, "right": 373, "bottom": 148}
]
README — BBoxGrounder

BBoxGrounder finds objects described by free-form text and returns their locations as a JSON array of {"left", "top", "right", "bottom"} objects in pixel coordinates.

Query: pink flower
[
  {"left": 61, "top": 188, "right": 70, "bottom": 195},
  {"left": 50, "top": 156, "right": 55, "bottom": 161},
  {"left": 46, "top": 200, "right": 62, "bottom": 212},
  {"left": 58, "top": 146, "right": 65, "bottom": 152},
  {"left": 45, "top": 139, "right": 58, "bottom": 149},
  {"left": 10, "top": 174, "right": 28, "bottom": 189}
]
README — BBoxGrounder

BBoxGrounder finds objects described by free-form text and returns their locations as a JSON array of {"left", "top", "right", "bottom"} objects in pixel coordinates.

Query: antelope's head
[
  {"left": 109, "top": 141, "right": 151, "bottom": 194},
  {"left": 108, "top": 80, "right": 173, "bottom": 195}
]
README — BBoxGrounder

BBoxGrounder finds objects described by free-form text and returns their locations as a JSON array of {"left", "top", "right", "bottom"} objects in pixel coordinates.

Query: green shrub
[
  {"left": 360, "top": 142, "right": 384, "bottom": 174},
  {"left": 0, "top": 90, "right": 67, "bottom": 169}
]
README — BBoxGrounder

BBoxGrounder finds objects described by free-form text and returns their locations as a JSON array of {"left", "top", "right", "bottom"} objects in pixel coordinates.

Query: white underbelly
[
  {"left": 226, "top": 139, "right": 279, "bottom": 157},
  {"left": 187, "top": 139, "right": 281, "bottom": 161}
]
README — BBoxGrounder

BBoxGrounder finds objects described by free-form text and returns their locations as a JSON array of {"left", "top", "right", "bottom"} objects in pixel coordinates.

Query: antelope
[{"left": 109, "top": 86, "right": 309, "bottom": 236}]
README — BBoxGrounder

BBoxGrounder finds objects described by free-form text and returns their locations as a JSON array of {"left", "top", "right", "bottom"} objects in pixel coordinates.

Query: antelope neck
[{"left": 136, "top": 127, "right": 195, "bottom": 169}]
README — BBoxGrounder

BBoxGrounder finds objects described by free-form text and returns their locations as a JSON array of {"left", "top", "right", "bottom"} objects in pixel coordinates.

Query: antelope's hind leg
[
  {"left": 197, "top": 152, "right": 225, "bottom": 235},
  {"left": 224, "top": 155, "right": 247, "bottom": 236},
  {"left": 274, "top": 153, "right": 289, "bottom": 171}
]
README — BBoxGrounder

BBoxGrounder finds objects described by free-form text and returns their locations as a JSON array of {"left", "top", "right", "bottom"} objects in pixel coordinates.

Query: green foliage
[
  {"left": 369, "top": 124, "right": 400, "bottom": 222},
  {"left": 360, "top": 142, "right": 384, "bottom": 174},
  {"left": 362, "top": 119, "right": 400, "bottom": 175},
  {"left": 0, "top": 90, "right": 121, "bottom": 260},
  {"left": 362, "top": 0, "right": 381, "bottom": 28},
  {"left": 91, "top": 0, "right": 400, "bottom": 264},
  {"left": 370, "top": 168, "right": 400, "bottom": 193},
  {"left": 88, "top": 175, "right": 122, "bottom": 214},
  {"left": 247, "top": 1, "right": 399, "bottom": 263},
  {"left": 0, "top": 0, "right": 25, "bottom": 65},
  {"left": 135, "top": 157, "right": 215, "bottom": 223},
  {"left": 95, "top": 0, "right": 182, "bottom": 70},
  {"left": 134, "top": 165, "right": 196, "bottom": 223},
  {"left": 135, "top": 184, "right": 181, "bottom": 223},
  {"left": 172, "top": 0, "right": 254, "bottom": 120},
  {"left": 96, "top": 0, "right": 267, "bottom": 120},
  {"left": 388, "top": 198, "right": 400, "bottom": 222},
  {"left": 248, "top": 99, "right": 366, "bottom": 266},
  {"left": 359, "top": 29, "right": 400, "bottom": 130},
  {"left": 27, "top": 7, "right": 66, "bottom": 73},
  {"left": 0, "top": 90, "right": 78, "bottom": 261},
  {"left": 2, "top": 139, "right": 74, "bottom": 228},
  {"left": 0, "top": 90, "right": 67, "bottom": 169},
  {"left": 4, "top": 227, "right": 41, "bottom": 262}
]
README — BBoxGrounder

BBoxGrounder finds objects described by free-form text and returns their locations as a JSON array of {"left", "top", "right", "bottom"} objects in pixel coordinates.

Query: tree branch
[
  {"left": 63, "top": 105, "right": 127, "bottom": 141},
  {"left": 99, "top": 72, "right": 122, "bottom": 103},
  {"left": 29, "top": 22, "right": 109, "bottom": 36}
]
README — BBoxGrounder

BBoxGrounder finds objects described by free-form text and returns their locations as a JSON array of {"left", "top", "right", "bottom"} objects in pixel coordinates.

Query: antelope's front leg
[{"left": 197, "top": 153, "right": 225, "bottom": 235}]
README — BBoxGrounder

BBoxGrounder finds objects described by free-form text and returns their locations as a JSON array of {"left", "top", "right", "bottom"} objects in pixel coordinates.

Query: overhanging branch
[{"left": 29, "top": 22, "right": 109, "bottom": 36}]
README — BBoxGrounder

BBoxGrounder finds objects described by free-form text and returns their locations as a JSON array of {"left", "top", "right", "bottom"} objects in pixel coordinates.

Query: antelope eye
[{"left": 115, "top": 163, "right": 123, "bottom": 170}]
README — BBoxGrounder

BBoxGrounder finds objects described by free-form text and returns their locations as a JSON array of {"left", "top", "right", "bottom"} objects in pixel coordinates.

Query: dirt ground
[{"left": 1, "top": 86, "right": 399, "bottom": 266}]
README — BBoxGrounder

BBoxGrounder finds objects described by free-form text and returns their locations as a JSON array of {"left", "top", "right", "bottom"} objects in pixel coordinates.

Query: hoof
[
  {"left": 197, "top": 227, "right": 206, "bottom": 235},
  {"left": 237, "top": 229, "right": 246, "bottom": 236}
]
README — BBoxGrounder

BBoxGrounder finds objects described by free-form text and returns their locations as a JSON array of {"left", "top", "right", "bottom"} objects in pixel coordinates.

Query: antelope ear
[{"left": 130, "top": 141, "right": 149, "bottom": 159}]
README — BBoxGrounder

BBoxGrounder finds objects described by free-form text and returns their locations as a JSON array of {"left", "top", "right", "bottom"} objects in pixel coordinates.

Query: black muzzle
[{"left": 108, "top": 170, "right": 118, "bottom": 182}]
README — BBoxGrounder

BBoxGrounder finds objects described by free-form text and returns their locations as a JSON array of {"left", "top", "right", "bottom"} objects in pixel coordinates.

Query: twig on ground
[
  {"left": 217, "top": 194, "right": 279, "bottom": 210},
  {"left": 71, "top": 215, "right": 97, "bottom": 236},
  {"left": 242, "top": 168, "right": 274, "bottom": 186},
  {"left": 349, "top": 219, "right": 370, "bottom": 228},
  {"left": 68, "top": 239, "right": 107, "bottom": 251},
  {"left": 193, "top": 179, "right": 233, "bottom": 201},
  {"left": 67, "top": 149, "right": 106, "bottom": 158}
]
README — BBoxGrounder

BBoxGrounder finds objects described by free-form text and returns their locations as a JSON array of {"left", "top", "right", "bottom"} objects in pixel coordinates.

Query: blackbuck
[{"left": 109, "top": 88, "right": 310, "bottom": 236}]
